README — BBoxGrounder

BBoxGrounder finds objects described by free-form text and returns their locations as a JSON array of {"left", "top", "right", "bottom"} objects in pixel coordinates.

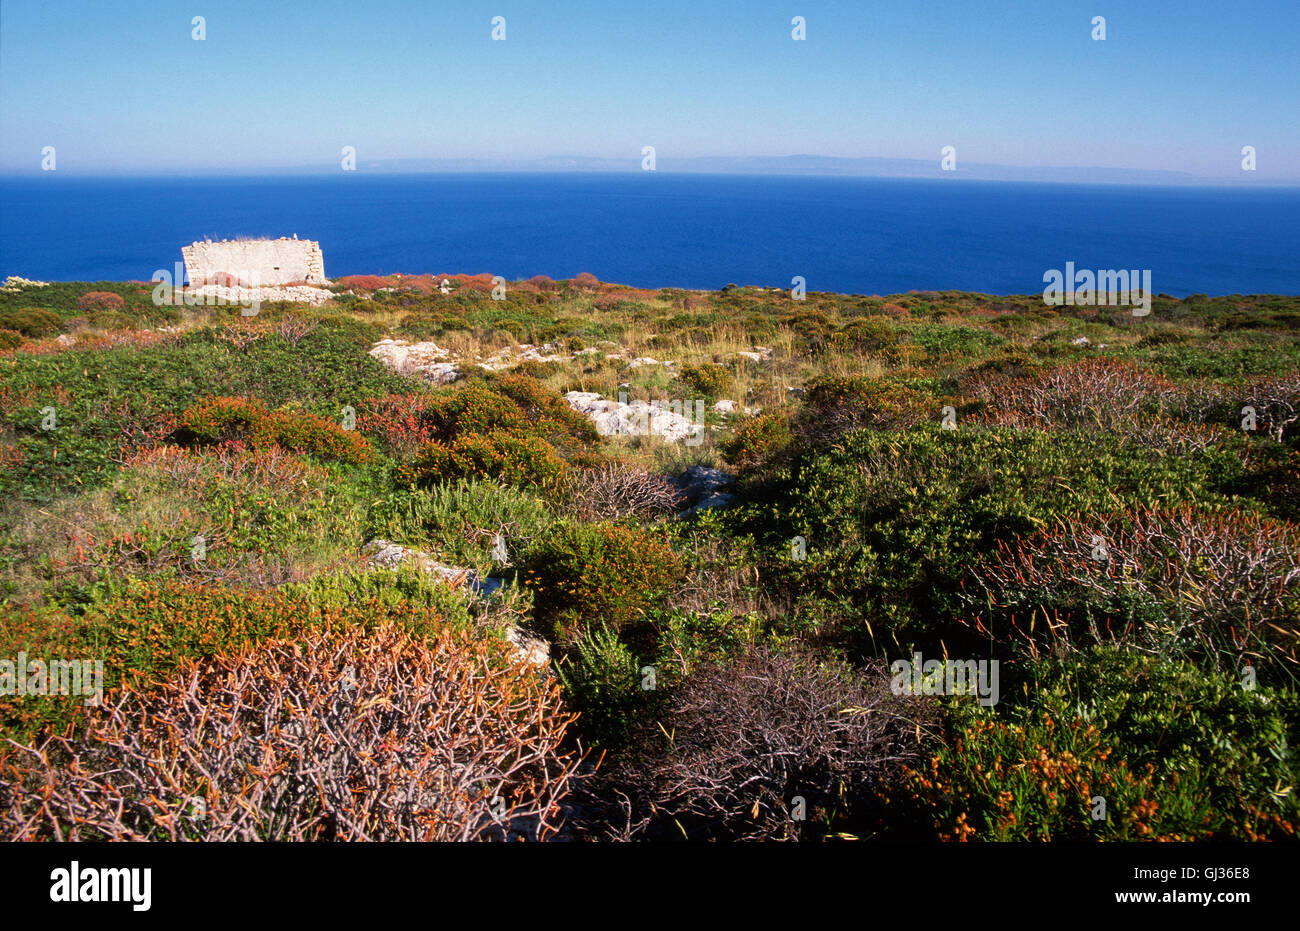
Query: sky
[{"left": 1, "top": 0, "right": 1297, "bottom": 181}]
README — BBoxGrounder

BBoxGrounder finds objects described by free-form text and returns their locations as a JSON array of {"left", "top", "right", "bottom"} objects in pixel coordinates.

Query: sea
[{"left": 1, "top": 173, "right": 1297, "bottom": 296}]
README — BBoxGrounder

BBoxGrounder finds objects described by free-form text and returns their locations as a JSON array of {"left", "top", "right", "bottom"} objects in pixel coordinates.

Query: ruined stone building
[{"left": 181, "top": 236, "right": 327, "bottom": 286}]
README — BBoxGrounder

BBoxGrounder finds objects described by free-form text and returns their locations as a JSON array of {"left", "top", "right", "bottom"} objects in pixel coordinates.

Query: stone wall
[{"left": 181, "top": 237, "right": 327, "bottom": 286}]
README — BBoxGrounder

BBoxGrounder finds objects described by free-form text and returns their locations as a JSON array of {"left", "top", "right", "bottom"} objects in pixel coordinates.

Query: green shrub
[
  {"left": 885, "top": 647, "right": 1299, "bottom": 840},
  {"left": 796, "top": 374, "right": 944, "bottom": 443},
  {"left": 403, "top": 430, "right": 569, "bottom": 488},
  {"left": 957, "top": 349, "right": 1043, "bottom": 386},
  {"left": 392, "top": 376, "right": 598, "bottom": 489},
  {"left": 648, "top": 607, "right": 766, "bottom": 676},
  {"left": 831, "top": 317, "right": 897, "bottom": 357},
  {"left": 911, "top": 324, "right": 1004, "bottom": 359},
  {"left": 762, "top": 424, "right": 1246, "bottom": 650},
  {"left": 521, "top": 522, "right": 682, "bottom": 640},
  {"left": 367, "top": 479, "right": 556, "bottom": 574},
  {"left": 280, "top": 566, "right": 473, "bottom": 628},
  {"left": 437, "top": 315, "right": 472, "bottom": 332},
  {"left": 784, "top": 309, "right": 834, "bottom": 354},
  {"left": 741, "top": 313, "right": 777, "bottom": 342},
  {"left": 0, "top": 308, "right": 62, "bottom": 338},
  {"left": 91, "top": 311, "right": 132, "bottom": 331},
  {"left": 677, "top": 363, "right": 731, "bottom": 401},
  {"left": 556, "top": 625, "right": 646, "bottom": 750},
  {"left": 514, "top": 359, "right": 562, "bottom": 380},
  {"left": 1142, "top": 343, "right": 1300, "bottom": 380},
  {"left": 0, "top": 329, "right": 23, "bottom": 350}
]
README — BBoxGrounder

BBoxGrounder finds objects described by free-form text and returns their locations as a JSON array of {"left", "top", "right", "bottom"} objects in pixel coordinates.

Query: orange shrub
[
  {"left": 381, "top": 376, "right": 598, "bottom": 486},
  {"left": 1, "top": 622, "right": 583, "bottom": 841},
  {"left": 177, "top": 396, "right": 374, "bottom": 465},
  {"left": 75, "top": 291, "right": 126, "bottom": 312},
  {"left": 720, "top": 410, "right": 791, "bottom": 471}
]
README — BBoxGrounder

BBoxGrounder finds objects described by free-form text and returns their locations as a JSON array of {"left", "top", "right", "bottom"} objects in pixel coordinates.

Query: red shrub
[
  {"left": 75, "top": 291, "right": 126, "bottom": 312},
  {"left": 0, "top": 622, "right": 583, "bottom": 841},
  {"left": 446, "top": 273, "right": 497, "bottom": 294},
  {"left": 969, "top": 357, "right": 1177, "bottom": 431},
  {"left": 336, "top": 275, "right": 392, "bottom": 292},
  {"left": 358, "top": 392, "right": 443, "bottom": 458},
  {"left": 969, "top": 505, "right": 1300, "bottom": 668}
]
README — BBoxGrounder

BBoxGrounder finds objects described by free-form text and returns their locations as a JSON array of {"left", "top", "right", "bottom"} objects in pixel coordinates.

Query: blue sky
[{"left": 1, "top": 0, "right": 1296, "bottom": 180}]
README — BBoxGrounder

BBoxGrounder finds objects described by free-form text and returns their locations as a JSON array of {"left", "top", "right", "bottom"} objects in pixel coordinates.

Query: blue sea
[{"left": 1, "top": 173, "right": 1297, "bottom": 295}]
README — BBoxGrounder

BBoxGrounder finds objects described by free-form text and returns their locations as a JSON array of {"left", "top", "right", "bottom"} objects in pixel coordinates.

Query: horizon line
[
  {"left": 2, "top": 153, "right": 1296, "bottom": 187},
  {"left": 2, "top": 169, "right": 1297, "bottom": 190}
]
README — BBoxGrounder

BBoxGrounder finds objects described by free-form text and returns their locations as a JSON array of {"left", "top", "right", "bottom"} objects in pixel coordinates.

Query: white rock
[
  {"left": 564, "top": 391, "right": 705, "bottom": 444},
  {"left": 1071, "top": 336, "right": 1091, "bottom": 346},
  {"left": 713, "top": 399, "right": 736, "bottom": 413},
  {"left": 475, "top": 343, "right": 567, "bottom": 371},
  {"left": 519, "top": 346, "right": 565, "bottom": 363},
  {"left": 369, "top": 339, "right": 459, "bottom": 384},
  {"left": 507, "top": 627, "right": 550, "bottom": 666}
]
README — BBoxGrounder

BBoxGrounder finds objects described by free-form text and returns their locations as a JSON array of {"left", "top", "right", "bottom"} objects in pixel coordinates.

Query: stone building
[{"left": 181, "top": 236, "right": 327, "bottom": 286}]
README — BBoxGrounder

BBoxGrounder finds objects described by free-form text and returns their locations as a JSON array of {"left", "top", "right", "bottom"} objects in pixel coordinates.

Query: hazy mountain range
[
  {"left": 4, "top": 154, "right": 1291, "bottom": 186},
  {"left": 299, "top": 154, "right": 1287, "bottom": 187}
]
